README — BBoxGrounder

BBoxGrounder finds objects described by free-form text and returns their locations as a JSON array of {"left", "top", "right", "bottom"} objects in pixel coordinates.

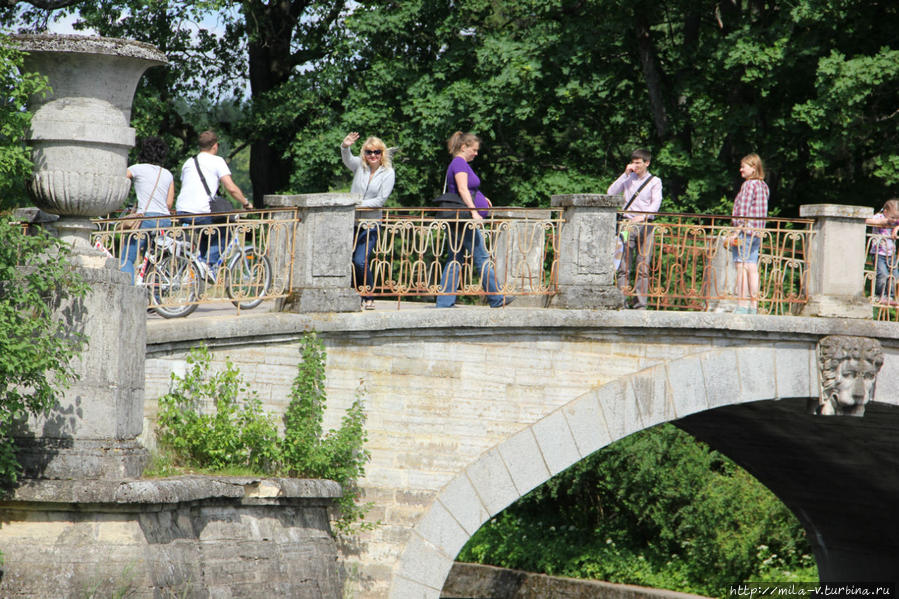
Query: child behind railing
[{"left": 866, "top": 198, "right": 899, "bottom": 305}]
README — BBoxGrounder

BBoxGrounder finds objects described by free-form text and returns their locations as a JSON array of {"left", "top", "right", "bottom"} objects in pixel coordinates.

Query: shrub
[{"left": 153, "top": 333, "right": 371, "bottom": 532}]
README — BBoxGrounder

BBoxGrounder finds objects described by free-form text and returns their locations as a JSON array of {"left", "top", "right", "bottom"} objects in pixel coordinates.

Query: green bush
[
  {"left": 153, "top": 333, "right": 371, "bottom": 532},
  {"left": 155, "top": 346, "right": 280, "bottom": 473}
]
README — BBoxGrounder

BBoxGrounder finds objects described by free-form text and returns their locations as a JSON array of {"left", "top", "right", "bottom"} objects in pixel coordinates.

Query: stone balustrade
[{"left": 266, "top": 192, "right": 875, "bottom": 319}]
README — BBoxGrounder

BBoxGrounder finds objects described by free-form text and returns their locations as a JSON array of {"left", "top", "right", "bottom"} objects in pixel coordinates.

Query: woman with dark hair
[
  {"left": 435, "top": 131, "right": 510, "bottom": 308},
  {"left": 120, "top": 136, "right": 174, "bottom": 283}
]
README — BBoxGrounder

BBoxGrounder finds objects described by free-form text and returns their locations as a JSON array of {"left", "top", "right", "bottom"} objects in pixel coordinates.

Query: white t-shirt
[
  {"left": 175, "top": 152, "right": 232, "bottom": 214},
  {"left": 128, "top": 163, "right": 173, "bottom": 215}
]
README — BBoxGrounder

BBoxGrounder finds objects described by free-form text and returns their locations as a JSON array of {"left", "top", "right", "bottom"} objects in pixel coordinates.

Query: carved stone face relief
[{"left": 815, "top": 336, "right": 884, "bottom": 416}]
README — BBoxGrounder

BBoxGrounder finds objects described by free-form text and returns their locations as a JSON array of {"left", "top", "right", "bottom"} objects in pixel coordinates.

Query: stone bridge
[{"left": 144, "top": 308, "right": 899, "bottom": 597}]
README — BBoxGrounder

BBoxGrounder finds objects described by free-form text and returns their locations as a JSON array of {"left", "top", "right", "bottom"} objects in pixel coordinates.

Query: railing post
[
  {"left": 550, "top": 194, "right": 625, "bottom": 309},
  {"left": 265, "top": 193, "right": 361, "bottom": 313},
  {"left": 491, "top": 208, "right": 553, "bottom": 307},
  {"left": 800, "top": 204, "right": 872, "bottom": 318}
]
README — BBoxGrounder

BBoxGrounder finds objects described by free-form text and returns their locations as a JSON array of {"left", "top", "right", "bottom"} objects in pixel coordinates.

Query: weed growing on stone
[{"left": 152, "top": 332, "right": 372, "bottom": 532}]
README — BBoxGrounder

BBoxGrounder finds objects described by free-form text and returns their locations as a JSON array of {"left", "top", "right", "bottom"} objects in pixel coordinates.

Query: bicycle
[{"left": 140, "top": 216, "right": 273, "bottom": 318}]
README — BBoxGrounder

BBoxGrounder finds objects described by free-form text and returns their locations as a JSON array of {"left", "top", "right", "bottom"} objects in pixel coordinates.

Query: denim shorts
[{"left": 731, "top": 233, "right": 761, "bottom": 264}]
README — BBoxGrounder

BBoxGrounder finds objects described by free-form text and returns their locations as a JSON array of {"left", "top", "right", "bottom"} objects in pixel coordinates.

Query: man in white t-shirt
[{"left": 175, "top": 130, "right": 251, "bottom": 266}]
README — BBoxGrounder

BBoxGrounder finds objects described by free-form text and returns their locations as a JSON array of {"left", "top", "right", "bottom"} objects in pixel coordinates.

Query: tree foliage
[
  {"left": 286, "top": 0, "right": 899, "bottom": 216},
  {"left": 0, "top": 32, "right": 48, "bottom": 210},
  {"left": 5, "top": 1, "right": 896, "bottom": 214},
  {"left": 458, "top": 424, "right": 816, "bottom": 596}
]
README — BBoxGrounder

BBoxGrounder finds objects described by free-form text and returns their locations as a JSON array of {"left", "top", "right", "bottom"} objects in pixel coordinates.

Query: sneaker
[{"left": 491, "top": 297, "right": 515, "bottom": 308}]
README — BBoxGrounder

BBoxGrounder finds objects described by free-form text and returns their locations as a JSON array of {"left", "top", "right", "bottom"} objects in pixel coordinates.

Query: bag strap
[
  {"left": 137, "top": 166, "right": 163, "bottom": 214},
  {"left": 192, "top": 155, "right": 215, "bottom": 200},
  {"left": 622, "top": 175, "right": 656, "bottom": 212}
]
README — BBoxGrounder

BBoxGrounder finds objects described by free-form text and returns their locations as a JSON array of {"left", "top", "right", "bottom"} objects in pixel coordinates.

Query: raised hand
[{"left": 342, "top": 132, "right": 360, "bottom": 148}]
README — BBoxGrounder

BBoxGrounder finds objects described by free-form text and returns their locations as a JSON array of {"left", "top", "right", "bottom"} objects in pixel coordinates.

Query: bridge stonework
[{"left": 145, "top": 310, "right": 899, "bottom": 597}]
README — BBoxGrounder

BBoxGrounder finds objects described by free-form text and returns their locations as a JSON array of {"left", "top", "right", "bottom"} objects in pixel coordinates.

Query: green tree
[
  {"left": 9, "top": 1, "right": 896, "bottom": 214},
  {"left": 284, "top": 0, "right": 898, "bottom": 215},
  {"left": 0, "top": 32, "right": 48, "bottom": 210},
  {"left": 458, "top": 424, "right": 815, "bottom": 595},
  {"left": 6, "top": 0, "right": 348, "bottom": 203}
]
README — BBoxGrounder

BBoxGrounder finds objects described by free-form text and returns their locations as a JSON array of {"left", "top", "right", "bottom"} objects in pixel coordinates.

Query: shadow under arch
[{"left": 389, "top": 344, "right": 899, "bottom": 597}]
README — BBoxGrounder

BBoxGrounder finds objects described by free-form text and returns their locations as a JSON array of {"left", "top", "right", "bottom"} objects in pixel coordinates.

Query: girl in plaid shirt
[
  {"left": 731, "top": 153, "right": 769, "bottom": 314},
  {"left": 866, "top": 199, "right": 899, "bottom": 303}
]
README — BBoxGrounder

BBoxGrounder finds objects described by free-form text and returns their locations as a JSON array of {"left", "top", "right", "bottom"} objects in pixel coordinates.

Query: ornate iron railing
[
  {"left": 865, "top": 229, "right": 899, "bottom": 321},
  {"left": 91, "top": 209, "right": 300, "bottom": 316},
  {"left": 353, "top": 207, "right": 562, "bottom": 304},
  {"left": 616, "top": 212, "right": 815, "bottom": 314}
]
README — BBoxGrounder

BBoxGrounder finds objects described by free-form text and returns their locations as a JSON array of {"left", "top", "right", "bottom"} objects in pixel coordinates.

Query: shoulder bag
[
  {"left": 434, "top": 170, "right": 489, "bottom": 217},
  {"left": 193, "top": 155, "right": 233, "bottom": 214},
  {"left": 121, "top": 166, "right": 163, "bottom": 230}
]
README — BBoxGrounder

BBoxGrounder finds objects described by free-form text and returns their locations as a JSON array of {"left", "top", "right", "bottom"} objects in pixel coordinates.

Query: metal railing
[
  {"left": 354, "top": 207, "right": 562, "bottom": 304},
  {"left": 616, "top": 213, "right": 815, "bottom": 314},
  {"left": 865, "top": 229, "right": 899, "bottom": 321},
  {"left": 91, "top": 209, "right": 299, "bottom": 317}
]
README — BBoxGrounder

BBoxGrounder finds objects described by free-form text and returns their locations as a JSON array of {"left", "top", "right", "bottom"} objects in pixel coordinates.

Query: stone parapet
[
  {"left": 442, "top": 562, "right": 711, "bottom": 599},
  {"left": 0, "top": 477, "right": 343, "bottom": 598}
]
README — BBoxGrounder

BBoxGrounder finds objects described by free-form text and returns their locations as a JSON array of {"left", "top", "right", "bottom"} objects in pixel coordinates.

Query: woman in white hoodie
[{"left": 340, "top": 132, "right": 395, "bottom": 309}]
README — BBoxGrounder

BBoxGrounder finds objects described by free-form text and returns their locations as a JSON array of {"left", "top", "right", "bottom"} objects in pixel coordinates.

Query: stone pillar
[
  {"left": 266, "top": 193, "right": 361, "bottom": 313},
  {"left": 800, "top": 204, "right": 872, "bottom": 319},
  {"left": 549, "top": 194, "right": 625, "bottom": 309},
  {"left": 492, "top": 209, "right": 553, "bottom": 307},
  {"left": 16, "top": 264, "right": 148, "bottom": 480},
  {"left": 9, "top": 34, "right": 167, "bottom": 480}
]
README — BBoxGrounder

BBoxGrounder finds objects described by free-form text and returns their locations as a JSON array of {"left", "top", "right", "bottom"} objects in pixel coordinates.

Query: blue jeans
[
  {"left": 436, "top": 223, "right": 505, "bottom": 307},
  {"left": 353, "top": 224, "right": 379, "bottom": 301},
  {"left": 731, "top": 232, "right": 761, "bottom": 264},
  {"left": 119, "top": 212, "right": 171, "bottom": 284},
  {"left": 875, "top": 253, "right": 899, "bottom": 298},
  {"left": 177, "top": 212, "right": 222, "bottom": 268}
]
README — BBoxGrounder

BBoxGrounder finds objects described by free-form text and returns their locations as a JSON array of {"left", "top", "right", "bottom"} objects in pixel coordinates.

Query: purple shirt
[{"left": 446, "top": 156, "right": 488, "bottom": 217}]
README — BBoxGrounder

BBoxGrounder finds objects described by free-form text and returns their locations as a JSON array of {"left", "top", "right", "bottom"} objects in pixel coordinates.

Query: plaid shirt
[
  {"left": 732, "top": 179, "right": 769, "bottom": 230},
  {"left": 870, "top": 210, "right": 895, "bottom": 257}
]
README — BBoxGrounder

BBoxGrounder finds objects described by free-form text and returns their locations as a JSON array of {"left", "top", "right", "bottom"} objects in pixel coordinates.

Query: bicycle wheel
[
  {"left": 226, "top": 246, "right": 272, "bottom": 309},
  {"left": 146, "top": 254, "right": 200, "bottom": 318}
]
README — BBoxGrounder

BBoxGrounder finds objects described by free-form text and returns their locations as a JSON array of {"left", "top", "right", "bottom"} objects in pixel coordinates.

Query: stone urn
[{"left": 10, "top": 34, "right": 167, "bottom": 247}]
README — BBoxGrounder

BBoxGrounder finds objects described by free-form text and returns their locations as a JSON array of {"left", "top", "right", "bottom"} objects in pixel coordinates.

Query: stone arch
[{"left": 387, "top": 344, "right": 820, "bottom": 597}]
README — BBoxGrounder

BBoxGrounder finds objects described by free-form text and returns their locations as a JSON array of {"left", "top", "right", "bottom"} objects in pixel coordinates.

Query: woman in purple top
[{"left": 436, "top": 131, "right": 510, "bottom": 308}]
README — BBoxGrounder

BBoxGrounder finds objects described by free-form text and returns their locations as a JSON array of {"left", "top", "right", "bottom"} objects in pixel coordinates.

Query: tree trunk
[
  {"left": 246, "top": 1, "right": 298, "bottom": 205},
  {"left": 635, "top": 12, "right": 669, "bottom": 141}
]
